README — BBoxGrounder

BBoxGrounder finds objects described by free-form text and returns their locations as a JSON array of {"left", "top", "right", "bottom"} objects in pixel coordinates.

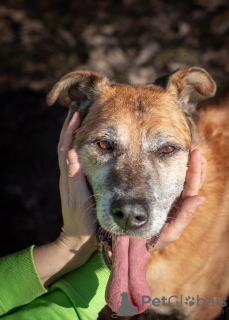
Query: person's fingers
[
  {"left": 67, "top": 149, "right": 92, "bottom": 204},
  {"left": 67, "top": 148, "right": 80, "bottom": 178},
  {"left": 190, "top": 148, "right": 207, "bottom": 189},
  {"left": 151, "top": 195, "right": 205, "bottom": 252},
  {"left": 66, "top": 149, "right": 96, "bottom": 234},
  {"left": 60, "top": 149, "right": 83, "bottom": 208},
  {"left": 58, "top": 112, "right": 80, "bottom": 155},
  {"left": 58, "top": 112, "right": 80, "bottom": 178},
  {"left": 59, "top": 112, "right": 81, "bottom": 206},
  {"left": 58, "top": 109, "right": 71, "bottom": 145},
  {"left": 182, "top": 149, "right": 202, "bottom": 201},
  {"left": 149, "top": 148, "right": 207, "bottom": 252},
  {"left": 200, "top": 154, "right": 207, "bottom": 188}
]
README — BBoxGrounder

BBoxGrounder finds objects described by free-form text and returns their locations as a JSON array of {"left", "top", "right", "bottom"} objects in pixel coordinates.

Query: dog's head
[{"left": 47, "top": 68, "right": 215, "bottom": 240}]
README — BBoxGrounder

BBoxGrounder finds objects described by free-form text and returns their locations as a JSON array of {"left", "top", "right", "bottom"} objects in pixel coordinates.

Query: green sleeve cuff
[
  {"left": 50, "top": 248, "right": 111, "bottom": 319},
  {"left": 0, "top": 246, "right": 47, "bottom": 316}
]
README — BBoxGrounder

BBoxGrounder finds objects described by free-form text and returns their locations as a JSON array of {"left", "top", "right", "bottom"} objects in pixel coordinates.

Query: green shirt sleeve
[
  {"left": 49, "top": 248, "right": 110, "bottom": 319},
  {"left": 0, "top": 246, "right": 47, "bottom": 316},
  {"left": 0, "top": 246, "right": 110, "bottom": 319}
]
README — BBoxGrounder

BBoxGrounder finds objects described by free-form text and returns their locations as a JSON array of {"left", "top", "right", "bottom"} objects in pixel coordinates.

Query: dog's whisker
[
  {"left": 83, "top": 205, "right": 97, "bottom": 217},
  {"left": 82, "top": 203, "right": 97, "bottom": 218},
  {"left": 91, "top": 217, "right": 98, "bottom": 226},
  {"left": 82, "top": 193, "right": 101, "bottom": 206}
]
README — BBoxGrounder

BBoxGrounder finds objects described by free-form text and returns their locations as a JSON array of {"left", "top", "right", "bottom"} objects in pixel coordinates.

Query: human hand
[
  {"left": 149, "top": 149, "right": 206, "bottom": 252},
  {"left": 57, "top": 111, "right": 99, "bottom": 262},
  {"left": 34, "top": 111, "right": 98, "bottom": 286}
]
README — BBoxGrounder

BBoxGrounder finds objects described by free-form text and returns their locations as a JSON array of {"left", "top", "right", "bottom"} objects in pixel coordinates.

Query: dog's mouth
[
  {"left": 96, "top": 198, "right": 179, "bottom": 315},
  {"left": 97, "top": 227, "right": 160, "bottom": 269},
  {"left": 96, "top": 196, "right": 179, "bottom": 269},
  {"left": 88, "top": 176, "right": 180, "bottom": 315}
]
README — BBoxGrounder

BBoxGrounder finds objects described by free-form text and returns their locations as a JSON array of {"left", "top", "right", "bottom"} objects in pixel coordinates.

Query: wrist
[
  {"left": 57, "top": 227, "right": 94, "bottom": 251},
  {"left": 33, "top": 233, "right": 98, "bottom": 287},
  {"left": 56, "top": 229, "right": 99, "bottom": 267}
]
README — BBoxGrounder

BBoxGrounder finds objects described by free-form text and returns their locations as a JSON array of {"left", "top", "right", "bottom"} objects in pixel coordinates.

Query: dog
[{"left": 47, "top": 67, "right": 229, "bottom": 320}]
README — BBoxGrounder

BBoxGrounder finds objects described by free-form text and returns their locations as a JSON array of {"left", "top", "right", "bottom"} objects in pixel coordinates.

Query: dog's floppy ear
[
  {"left": 47, "top": 70, "right": 109, "bottom": 117},
  {"left": 157, "top": 67, "right": 216, "bottom": 105}
]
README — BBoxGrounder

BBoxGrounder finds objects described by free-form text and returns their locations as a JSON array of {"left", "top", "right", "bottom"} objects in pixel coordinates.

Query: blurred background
[{"left": 0, "top": 0, "right": 229, "bottom": 319}]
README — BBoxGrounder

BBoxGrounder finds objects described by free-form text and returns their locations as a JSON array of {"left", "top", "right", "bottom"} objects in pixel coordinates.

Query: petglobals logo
[
  {"left": 108, "top": 291, "right": 138, "bottom": 318},
  {"left": 109, "top": 292, "right": 227, "bottom": 318},
  {"left": 142, "top": 295, "right": 227, "bottom": 308}
]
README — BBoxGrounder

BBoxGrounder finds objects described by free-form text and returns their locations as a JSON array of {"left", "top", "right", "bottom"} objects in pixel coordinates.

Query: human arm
[
  {"left": 0, "top": 249, "right": 110, "bottom": 320},
  {"left": 0, "top": 246, "right": 47, "bottom": 317},
  {"left": 33, "top": 111, "right": 99, "bottom": 287},
  {"left": 0, "top": 111, "right": 99, "bottom": 316}
]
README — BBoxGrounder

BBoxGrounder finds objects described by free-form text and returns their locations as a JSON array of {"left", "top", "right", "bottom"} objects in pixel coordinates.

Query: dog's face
[
  {"left": 72, "top": 86, "right": 192, "bottom": 238},
  {"left": 47, "top": 68, "right": 216, "bottom": 240}
]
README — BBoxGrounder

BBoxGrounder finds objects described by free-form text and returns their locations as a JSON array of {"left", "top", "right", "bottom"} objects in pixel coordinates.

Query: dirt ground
[{"left": 0, "top": 0, "right": 229, "bottom": 319}]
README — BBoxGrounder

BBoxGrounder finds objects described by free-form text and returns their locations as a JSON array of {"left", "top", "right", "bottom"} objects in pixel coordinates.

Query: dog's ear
[
  {"left": 47, "top": 70, "right": 109, "bottom": 118},
  {"left": 157, "top": 67, "right": 216, "bottom": 105}
]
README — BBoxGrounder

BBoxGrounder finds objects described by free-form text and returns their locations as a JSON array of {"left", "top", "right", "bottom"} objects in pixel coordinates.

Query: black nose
[{"left": 111, "top": 199, "right": 148, "bottom": 230}]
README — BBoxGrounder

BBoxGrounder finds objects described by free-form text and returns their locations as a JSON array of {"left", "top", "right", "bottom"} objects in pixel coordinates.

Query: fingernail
[
  {"left": 72, "top": 112, "right": 79, "bottom": 120},
  {"left": 193, "top": 197, "right": 206, "bottom": 208},
  {"left": 74, "top": 151, "right": 79, "bottom": 163}
]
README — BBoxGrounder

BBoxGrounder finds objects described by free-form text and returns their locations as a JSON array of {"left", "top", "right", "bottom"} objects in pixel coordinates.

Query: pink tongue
[{"left": 105, "top": 235, "right": 151, "bottom": 315}]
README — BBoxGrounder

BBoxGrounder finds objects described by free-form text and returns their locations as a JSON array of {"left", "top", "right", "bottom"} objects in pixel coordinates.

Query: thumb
[
  {"left": 159, "top": 195, "right": 205, "bottom": 246},
  {"left": 67, "top": 149, "right": 91, "bottom": 200},
  {"left": 172, "top": 195, "right": 206, "bottom": 234},
  {"left": 67, "top": 149, "right": 81, "bottom": 179}
]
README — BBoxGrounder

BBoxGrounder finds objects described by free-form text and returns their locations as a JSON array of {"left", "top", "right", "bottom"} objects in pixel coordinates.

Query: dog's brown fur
[
  {"left": 147, "top": 96, "right": 229, "bottom": 318},
  {"left": 47, "top": 68, "right": 229, "bottom": 320}
]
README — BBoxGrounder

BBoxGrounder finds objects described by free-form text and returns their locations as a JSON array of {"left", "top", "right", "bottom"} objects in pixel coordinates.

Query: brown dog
[{"left": 47, "top": 67, "right": 229, "bottom": 320}]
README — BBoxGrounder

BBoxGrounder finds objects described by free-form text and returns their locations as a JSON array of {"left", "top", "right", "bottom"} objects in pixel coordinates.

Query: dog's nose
[{"left": 111, "top": 199, "right": 148, "bottom": 230}]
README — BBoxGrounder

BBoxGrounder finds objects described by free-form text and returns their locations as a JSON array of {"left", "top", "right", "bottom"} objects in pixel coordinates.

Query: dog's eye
[
  {"left": 161, "top": 146, "right": 175, "bottom": 154},
  {"left": 98, "top": 141, "right": 112, "bottom": 150}
]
